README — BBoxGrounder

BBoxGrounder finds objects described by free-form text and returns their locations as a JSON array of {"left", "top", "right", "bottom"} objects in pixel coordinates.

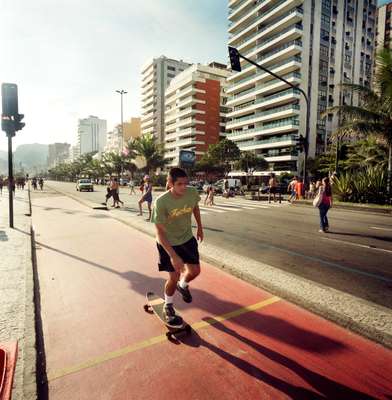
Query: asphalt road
[{"left": 44, "top": 181, "right": 392, "bottom": 311}]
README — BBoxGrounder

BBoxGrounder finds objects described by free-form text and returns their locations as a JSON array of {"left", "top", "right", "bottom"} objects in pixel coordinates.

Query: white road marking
[
  {"left": 320, "top": 236, "right": 392, "bottom": 254},
  {"left": 370, "top": 226, "right": 392, "bottom": 232},
  {"left": 218, "top": 201, "right": 269, "bottom": 209},
  {"left": 199, "top": 206, "right": 225, "bottom": 213}
]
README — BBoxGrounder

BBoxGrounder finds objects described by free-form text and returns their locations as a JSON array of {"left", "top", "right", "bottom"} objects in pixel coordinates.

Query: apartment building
[
  {"left": 376, "top": 1, "right": 392, "bottom": 50},
  {"left": 47, "top": 143, "right": 71, "bottom": 168},
  {"left": 163, "top": 63, "right": 230, "bottom": 167},
  {"left": 227, "top": 0, "right": 376, "bottom": 174},
  {"left": 141, "top": 56, "right": 191, "bottom": 143},
  {"left": 77, "top": 116, "right": 107, "bottom": 155}
]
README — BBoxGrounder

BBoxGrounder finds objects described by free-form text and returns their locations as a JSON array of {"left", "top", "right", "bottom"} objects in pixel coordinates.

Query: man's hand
[
  {"left": 170, "top": 254, "right": 183, "bottom": 272},
  {"left": 197, "top": 226, "right": 204, "bottom": 242}
]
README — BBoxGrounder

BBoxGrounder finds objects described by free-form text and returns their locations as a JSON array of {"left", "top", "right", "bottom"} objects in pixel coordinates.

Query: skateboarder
[{"left": 151, "top": 167, "right": 203, "bottom": 325}]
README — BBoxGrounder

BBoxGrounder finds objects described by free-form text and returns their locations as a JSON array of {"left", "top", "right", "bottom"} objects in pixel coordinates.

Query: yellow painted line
[{"left": 47, "top": 296, "right": 280, "bottom": 382}]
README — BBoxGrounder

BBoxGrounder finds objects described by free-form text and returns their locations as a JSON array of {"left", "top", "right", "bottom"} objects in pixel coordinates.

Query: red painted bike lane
[{"left": 32, "top": 193, "right": 392, "bottom": 400}]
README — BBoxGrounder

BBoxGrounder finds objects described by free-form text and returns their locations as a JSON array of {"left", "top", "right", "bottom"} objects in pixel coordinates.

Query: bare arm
[{"left": 193, "top": 205, "right": 203, "bottom": 242}]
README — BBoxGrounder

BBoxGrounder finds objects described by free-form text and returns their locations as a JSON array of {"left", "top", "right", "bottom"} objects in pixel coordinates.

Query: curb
[
  {"left": 46, "top": 184, "right": 392, "bottom": 349},
  {"left": 293, "top": 200, "right": 392, "bottom": 215}
]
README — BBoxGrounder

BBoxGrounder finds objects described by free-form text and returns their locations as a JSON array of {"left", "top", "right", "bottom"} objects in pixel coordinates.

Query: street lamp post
[
  {"left": 115, "top": 89, "right": 128, "bottom": 153},
  {"left": 228, "top": 47, "right": 310, "bottom": 183}
]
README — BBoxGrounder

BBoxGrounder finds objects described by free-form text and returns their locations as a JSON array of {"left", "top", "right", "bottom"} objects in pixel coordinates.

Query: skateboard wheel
[{"left": 143, "top": 304, "right": 150, "bottom": 312}]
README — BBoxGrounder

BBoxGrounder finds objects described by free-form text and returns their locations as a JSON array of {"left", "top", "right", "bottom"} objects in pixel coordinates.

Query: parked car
[
  {"left": 189, "top": 181, "right": 204, "bottom": 192},
  {"left": 76, "top": 179, "right": 94, "bottom": 192},
  {"left": 119, "top": 178, "right": 129, "bottom": 186}
]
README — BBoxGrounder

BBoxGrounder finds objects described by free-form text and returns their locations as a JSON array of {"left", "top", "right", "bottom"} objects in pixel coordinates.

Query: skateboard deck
[{"left": 144, "top": 292, "right": 191, "bottom": 339}]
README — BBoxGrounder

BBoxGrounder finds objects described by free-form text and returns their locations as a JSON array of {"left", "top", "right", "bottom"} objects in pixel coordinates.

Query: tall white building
[
  {"left": 141, "top": 56, "right": 191, "bottom": 143},
  {"left": 77, "top": 116, "right": 107, "bottom": 155},
  {"left": 227, "top": 0, "right": 376, "bottom": 174},
  {"left": 164, "top": 62, "right": 230, "bottom": 167}
]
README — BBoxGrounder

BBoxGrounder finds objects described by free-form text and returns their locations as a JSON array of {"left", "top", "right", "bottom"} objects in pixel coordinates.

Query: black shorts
[
  {"left": 269, "top": 187, "right": 277, "bottom": 194},
  {"left": 157, "top": 237, "right": 200, "bottom": 272}
]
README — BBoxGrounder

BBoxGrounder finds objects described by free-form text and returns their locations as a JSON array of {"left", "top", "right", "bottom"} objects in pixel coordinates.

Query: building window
[
  {"left": 320, "top": 45, "right": 329, "bottom": 58},
  {"left": 320, "top": 60, "right": 329, "bottom": 73},
  {"left": 167, "top": 66, "right": 176, "bottom": 71}
]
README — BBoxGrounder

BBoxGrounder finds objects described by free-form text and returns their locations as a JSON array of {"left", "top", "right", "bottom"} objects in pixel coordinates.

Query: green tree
[
  {"left": 207, "top": 139, "right": 240, "bottom": 173},
  {"left": 326, "top": 48, "right": 392, "bottom": 196},
  {"left": 126, "top": 134, "right": 166, "bottom": 175},
  {"left": 233, "top": 151, "right": 268, "bottom": 171},
  {"left": 342, "top": 137, "right": 388, "bottom": 171}
]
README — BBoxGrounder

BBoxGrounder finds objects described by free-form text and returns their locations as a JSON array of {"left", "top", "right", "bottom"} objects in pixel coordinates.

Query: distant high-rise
[
  {"left": 164, "top": 62, "right": 230, "bottom": 167},
  {"left": 47, "top": 143, "right": 70, "bottom": 168},
  {"left": 376, "top": 1, "right": 392, "bottom": 50},
  {"left": 141, "top": 56, "right": 191, "bottom": 143},
  {"left": 77, "top": 116, "right": 107, "bottom": 155},
  {"left": 227, "top": 0, "right": 377, "bottom": 174}
]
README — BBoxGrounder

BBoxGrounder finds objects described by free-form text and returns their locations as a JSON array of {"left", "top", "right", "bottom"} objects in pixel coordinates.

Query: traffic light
[
  {"left": 2, "top": 83, "right": 19, "bottom": 117},
  {"left": 14, "top": 114, "right": 25, "bottom": 131},
  {"left": 228, "top": 46, "right": 242, "bottom": 72},
  {"left": 295, "top": 135, "right": 307, "bottom": 151}
]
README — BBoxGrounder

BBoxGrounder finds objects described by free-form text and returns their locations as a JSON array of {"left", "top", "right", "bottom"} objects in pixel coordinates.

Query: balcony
[
  {"left": 229, "top": 0, "right": 303, "bottom": 45},
  {"left": 237, "top": 134, "right": 297, "bottom": 150},
  {"left": 234, "top": 9, "right": 303, "bottom": 51},
  {"left": 226, "top": 103, "right": 300, "bottom": 129},
  {"left": 256, "top": 40, "right": 302, "bottom": 66},
  {"left": 243, "top": 24, "right": 303, "bottom": 59}
]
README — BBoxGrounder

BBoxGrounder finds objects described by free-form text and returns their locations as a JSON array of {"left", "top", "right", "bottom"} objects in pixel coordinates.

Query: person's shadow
[{"left": 178, "top": 325, "right": 376, "bottom": 400}]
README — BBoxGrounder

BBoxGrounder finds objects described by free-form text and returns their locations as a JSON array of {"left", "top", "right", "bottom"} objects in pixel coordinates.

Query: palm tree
[
  {"left": 326, "top": 48, "right": 392, "bottom": 196},
  {"left": 126, "top": 134, "right": 166, "bottom": 175}
]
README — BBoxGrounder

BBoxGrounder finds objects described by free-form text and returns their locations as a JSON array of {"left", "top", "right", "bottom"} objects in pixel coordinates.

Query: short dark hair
[{"left": 169, "top": 167, "right": 188, "bottom": 183}]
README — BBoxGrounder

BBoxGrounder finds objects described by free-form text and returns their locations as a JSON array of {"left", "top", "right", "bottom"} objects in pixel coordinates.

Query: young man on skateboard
[{"left": 151, "top": 167, "right": 203, "bottom": 325}]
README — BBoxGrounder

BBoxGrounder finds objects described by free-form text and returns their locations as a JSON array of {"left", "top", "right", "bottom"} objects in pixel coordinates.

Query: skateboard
[{"left": 143, "top": 292, "right": 191, "bottom": 340}]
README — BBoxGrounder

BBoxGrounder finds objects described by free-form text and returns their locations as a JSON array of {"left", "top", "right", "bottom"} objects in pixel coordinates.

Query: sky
[{"left": 0, "top": 0, "right": 227, "bottom": 151}]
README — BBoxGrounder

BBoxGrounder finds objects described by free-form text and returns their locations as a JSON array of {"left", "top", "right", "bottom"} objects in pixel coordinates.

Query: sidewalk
[
  {"left": 48, "top": 182, "right": 392, "bottom": 348},
  {"left": 0, "top": 189, "right": 37, "bottom": 400},
  {"left": 31, "top": 189, "right": 392, "bottom": 399}
]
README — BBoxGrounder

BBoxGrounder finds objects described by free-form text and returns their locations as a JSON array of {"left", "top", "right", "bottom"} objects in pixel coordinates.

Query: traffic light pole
[
  {"left": 232, "top": 51, "right": 310, "bottom": 182},
  {"left": 7, "top": 131, "right": 14, "bottom": 228},
  {"left": 2, "top": 83, "right": 26, "bottom": 228}
]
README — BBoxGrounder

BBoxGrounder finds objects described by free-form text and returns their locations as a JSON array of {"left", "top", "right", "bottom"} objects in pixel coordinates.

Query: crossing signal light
[
  {"left": 14, "top": 113, "right": 25, "bottom": 132},
  {"left": 228, "top": 46, "right": 242, "bottom": 72},
  {"left": 295, "top": 135, "right": 307, "bottom": 151}
]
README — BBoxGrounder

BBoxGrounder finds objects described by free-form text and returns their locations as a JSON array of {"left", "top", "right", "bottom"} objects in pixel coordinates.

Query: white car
[{"left": 76, "top": 179, "right": 94, "bottom": 192}]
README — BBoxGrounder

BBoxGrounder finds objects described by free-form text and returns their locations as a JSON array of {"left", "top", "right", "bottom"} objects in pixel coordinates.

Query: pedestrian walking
[
  {"left": 32, "top": 177, "right": 38, "bottom": 190},
  {"left": 0, "top": 176, "right": 3, "bottom": 195},
  {"left": 204, "top": 184, "right": 215, "bottom": 206},
  {"left": 112, "top": 178, "right": 124, "bottom": 208},
  {"left": 287, "top": 176, "right": 298, "bottom": 203},
  {"left": 268, "top": 173, "right": 278, "bottom": 203},
  {"left": 138, "top": 175, "right": 153, "bottom": 220},
  {"left": 151, "top": 167, "right": 203, "bottom": 325},
  {"left": 295, "top": 178, "right": 304, "bottom": 200},
  {"left": 39, "top": 178, "right": 44, "bottom": 190},
  {"left": 314, "top": 177, "right": 333, "bottom": 233},
  {"left": 103, "top": 178, "right": 114, "bottom": 206},
  {"left": 128, "top": 179, "right": 136, "bottom": 195},
  {"left": 307, "top": 180, "right": 316, "bottom": 199}
]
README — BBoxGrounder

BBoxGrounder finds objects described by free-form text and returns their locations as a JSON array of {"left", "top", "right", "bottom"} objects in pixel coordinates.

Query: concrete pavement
[
  {"left": 46, "top": 181, "right": 392, "bottom": 347},
  {"left": 0, "top": 188, "right": 37, "bottom": 400},
  {"left": 31, "top": 187, "right": 392, "bottom": 399}
]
